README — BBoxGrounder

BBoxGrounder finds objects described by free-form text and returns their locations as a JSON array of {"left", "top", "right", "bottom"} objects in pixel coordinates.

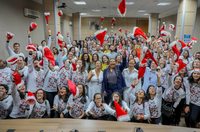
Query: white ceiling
[{"left": 32, "top": 0, "right": 200, "bottom": 18}]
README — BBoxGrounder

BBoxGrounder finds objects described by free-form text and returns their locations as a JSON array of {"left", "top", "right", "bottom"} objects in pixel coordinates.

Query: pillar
[
  {"left": 176, "top": 0, "right": 198, "bottom": 45},
  {"left": 148, "top": 13, "right": 159, "bottom": 36},
  {"left": 43, "top": 0, "right": 61, "bottom": 49},
  {"left": 72, "top": 13, "right": 81, "bottom": 41}
]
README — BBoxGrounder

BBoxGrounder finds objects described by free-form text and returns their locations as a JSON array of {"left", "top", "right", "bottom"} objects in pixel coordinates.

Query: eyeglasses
[{"left": 95, "top": 97, "right": 102, "bottom": 100}]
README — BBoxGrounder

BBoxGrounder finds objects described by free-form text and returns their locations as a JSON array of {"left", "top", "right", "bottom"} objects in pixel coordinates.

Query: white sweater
[
  {"left": 0, "top": 95, "right": 13, "bottom": 119},
  {"left": 0, "top": 67, "right": 13, "bottom": 94},
  {"left": 86, "top": 101, "right": 115, "bottom": 118},
  {"left": 189, "top": 82, "right": 200, "bottom": 106},
  {"left": 6, "top": 41, "right": 25, "bottom": 59},
  {"left": 53, "top": 95, "right": 69, "bottom": 115}
]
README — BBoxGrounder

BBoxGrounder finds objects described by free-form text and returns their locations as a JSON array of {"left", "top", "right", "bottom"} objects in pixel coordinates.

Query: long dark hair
[
  {"left": 77, "top": 59, "right": 86, "bottom": 74},
  {"left": 92, "top": 53, "right": 99, "bottom": 63},
  {"left": 59, "top": 86, "right": 71, "bottom": 103},
  {"left": 18, "top": 90, "right": 26, "bottom": 100},
  {"left": 81, "top": 53, "right": 90, "bottom": 68},
  {"left": 69, "top": 47, "right": 76, "bottom": 56},
  {"left": 145, "top": 85, "right": 155, "bottom": 101},
  {"left": 188, "top": 72, "right": 200, "bottom": 84},
  {"left": 110, "top": 92, "right": 122, "bottom": 110},
  {"left": 77, "top": 83, "right": 87, "bottom": 104},
  {"left": 134, "top": 90, "right": 146, "bottom": 105}
]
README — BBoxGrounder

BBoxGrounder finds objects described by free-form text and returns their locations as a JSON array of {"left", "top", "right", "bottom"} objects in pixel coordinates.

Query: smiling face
[
  {"left": 184, "top": 50, "right": 189, "bottom": 58},
  {"left": 48, "top": 61, "right": 54, "bottom": 69},
  {"left": 17, "top": 57, "right": 24, "bottom": 67},
  {"left": 179, "top": 67, "right": 187, "bottom": 74},
  {"left": 174, "top": 76, "right": 183, "bottom": 86},
  {"left": 77, "top": 60, "right": 83, "bottom": 68},
  {"left": 193, "top": 60, "right": 200, "bottom": 68},
  {"left": 93, "top": 54, "right": 98, "bottom": 62},
  {"left": 83, "top": 54, "right": 88, "bottom": 61},
  {"left": 77, "top": 85, "right": 83, "bottom": 95},
  {"left": 150, "top": 61, "right": 157, "bottom": 71},
  {"left": 109, "top": 59, "right": 116, "bottom": 69},
  {"left": 129, "top": 59, "right": 135, "bottom": 67},
  {"left": 60, "top": 87, "right": 67, "bottom": 96},
  {"left": 159, "top": 58, "right": 165, "bottom": 68},
  {"left": 116, "top": 56, "right": 121, "bottom": 63},
  {"left": 19, "top": 84, "right": 26, "bottom": 93},
  {"left": 36, "top": 90, "right": 44, "bottom": 100},
  {"left": 102, "top": 56, "right": 108, "bottom": 63},
  {"left": 95, "top": 61, "right": 101, "bottom": 69},
  {"left": 192, "top": 71, "right": 200, "bottom": 81},
  {"left": 13, "top": 44, "right": 20, "bottom": 52},
  {"left": 0, "top": 86, "right": 7, "bottom": 95},
  {"left": 94, "top": 94, "right": 102, "bottom": 106}
]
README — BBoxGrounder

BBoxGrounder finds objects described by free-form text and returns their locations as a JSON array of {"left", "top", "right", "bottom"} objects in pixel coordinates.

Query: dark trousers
[
  {"left": 150, "top": 116, "right": 162, "bottom": 124},
  {"left": 54, "top": 111, "right": 69, "bottom": 118},
  {"left": 88, "top": 115, "right": 108, "bottom": 120},
  {"left": 107, "top": 83, "right": 122, "bottom": 104},
  {"left": 162, "top": 99, "right": 174, "bottom": 125},
  {"left": 107, "top": 115, "right": 117, "bottom": 121},
  {"left": 185, "top": 103, "right": 200, "bottom": 128},
  {"left": 68, "top": 113, "right": 86, "bottom": 119},
  {"left": 8, "top": 116, "right": 26, "bottom": 119},
  {"left": 46, "top": 92, "right": 57, "bottom": 108},
  {"left": 173, "top": 98, "right": 185, "bottom": 125},
  {"left": 130, "top": 116, "right": 148, "bottom": 123}
]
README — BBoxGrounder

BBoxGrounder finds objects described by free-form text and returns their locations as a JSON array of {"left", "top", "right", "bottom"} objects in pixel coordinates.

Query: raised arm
[
  {"left": 28, "top": 52, "right": 34, "bottom": 73},
  {"left": 86, "top": 101, "right": 95, "bottom": 115},
  {"left": 47, "top": 30, "right": 52, "bottom": 48},
  {"left": 127, "top": 79, "right": 138, "bottom": 103},
  {"left": 27, "top": 30, "right": 32, "bottom": 43},
  {"left": 119, "top": 50, "right": 127, "bottom": 72},
  {"left": 67, "top": 32, "right": 72, "bottom": 47},
  {"left": 42, "top": 57, "right": 49, "bottom": 78},
  {"left": 6, "top": 39, "right": 15, "bottom": 56},
  {"left": 11, "top": 83, "right": 21, "bottom": 105},
  {"left": 58, "top": 48, "right": 64, "bottom": 68}
]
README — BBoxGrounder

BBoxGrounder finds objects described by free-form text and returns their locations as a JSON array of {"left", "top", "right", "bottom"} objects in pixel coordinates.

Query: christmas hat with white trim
[
  {"left": 12, "top": 72, "right": 24, "bottom": 90},
  {"left": 169, "top": 24, "right": 176, "bottom": 31},
  {"left": 38, "top": 46, "right": 55, "bottom": 66},
  {"left": 29, "top": 22, "right": 37, "bottom": 32},
  {"left": 133, "top": 27, "right": 147, "bottom": 40},
  {"left": 57, "top": 31, "right": 60, "bottom": 36},
  {"left": 159, "top": 22, "right": 171, "bottom": 36},
  {"left": 117, "top": 0, "right": 126, "bottom": 17},
  {"left": 159, "top": 38, "right": 165, "bottom": 44},
  {"left": 67, "top": 79, "right": 79, "bottom": 99},
  {"left": 188, "top": 37, "right": 197, "bottom": 47},
  {"left": 6, "top": 55, "right": 19, "bottom": 66},
  {"left": 44, "top": 12, "right": 50, "bottom": 25},
  {"left": 25, "top": 43, "right": 37, "bottom": 52},
  {"left": 119, "top": 28, "right": 122, "bottom": 33},
  {"left": 169, "top": 41, "right": 181, "bottom": 62},
  {"left": 192, "top": 68, "right": 200, "bottom": 73},
  {"left": 138, "top": 58, "right": 148, "bottom": 80},
  {"left": 38, "top": 57, "right": 43, "bottom": 68},
  {"left": 111, "top": 18, "right": 116, "bottom": 24},
  {"left": 101, "top": 17, "right": 104, "bottom": 23},
  {"left": 178, "top": 40, "right": 188, "bottom": 50},
  {"left": 143, "top": 47, "right": 158, "bottom": 66},
  {"left": 58, "top": 10, "right": 63, "bottom": 17},
  {"left": 26, "top": 91, "right": 36, "bottom": 105},
  {"left": 175, "top": 56, "right": 187, "bottom": 74},
  {"left": 94, "top": 28, "right": 107, "bottom": 47},
  {"left": 6, "top": 32, "right": 14, "bottom": 39},
  {"left": 57, "top": 34, "right": 66, "bottom": 47},
  {"left": 114, "top": 100, "right": 130, "bottom": 122}
]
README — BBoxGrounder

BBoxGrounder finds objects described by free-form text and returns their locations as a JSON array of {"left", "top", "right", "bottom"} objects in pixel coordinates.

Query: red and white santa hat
[
  {"left": 12, "top": 72, "right": 24, "bottom": 90},
  {"left": 67, "top": 79, "right": 79, "bottom": 99},
  {"left": 111, "top": 18, "right": 116, "bottom": 24},
  {"left": 58, "top": 10, "right": 63, "bottom": 17},
  {"left": 117, "top": 0, "right": 126, "bottom": 17},
  {"left": 133, "top": 27, "right": 147, "bottom": 40},
  {"left": 119, "top": 28, "right": 122, "bottom": 33},
  {"left": 25, "top": 43, "right": 37, "bottom": 52},
  {"left": 192, "top": 68, "right": 200, "bottom": 73},
  {"left": 38, "top": 57, "right": 43, "bottom": 68},
  {"left": 159, "top": 38, "right": 165, "bottom": 44},
  {"left": 114, "top": 100, "right": 130, "bottom": 122},
  {"left": 38, "top": 46, "right": 55, "bottom": 67},
  {"left": 138, "top": 58, "right": 148, "bottom": 79},
  {"left": 6, "top": 55, "right": 19, "bottom": 66},
  {"left": 29, "top": 22, "right": 38, "bottom": 32},
  {"left": 188, "top": 37, "right": 197, "bottom": 47},
  {"left": 175, "top": 56, "right": 187, "bottom": 74},
  {"left": 169, "top": 24, "right": 176, "bottom": 31},
  {"left": 57, "top": 31, "right": 60, "bottom": 36},
  {"left": 57, "top": 34, "right": 66, "bottom": 47},
  {"left": 94, "top": 28, "right": 107, "bottom": 47},
  {"left": 169, "top": 41, "right": 181, "bottom": 62},
  {"left": 44, "top": 12, "right": 50, "bottom": 25},
  {"left": 26, "top": 91, "right": 36, "bottom": 105},
  {"left": 159, "top": 22, "right": 171, "bottom": 36},
  {"left": 101, "top": 17, "right": 104, "bottom": 23},
  {"left": 119, "top": 42, "right": 123, "bottom": 51},
  {"left": 125, "top": 30, "right": 127, "bottom": 33},
  {"left": 6, "top": 32, "right": 14, "bottom": 39},
  {"left": 178, "top": 40, "right": 188, "bottom": 50},
  {"left": 143, "top": 47, "right": 158, "bottom": 66}
]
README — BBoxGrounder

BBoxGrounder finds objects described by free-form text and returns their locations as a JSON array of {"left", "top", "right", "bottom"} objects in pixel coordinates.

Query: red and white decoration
[
  {"left": 117, "top": 0, "right": 126, "bottom": 17},
  {"left": 138, "top": 58, "right": 148, "bottom": 79},
  {"left": 178, "top": 40, "right": 188, "bottom": 50},
  {"left": 143, "top": 47, "right": 158, "bottom": 66},
  {"left": 119, "top": 28, "right": 122, "bottom": 33},
  {"left": 169, "top": 41, "right": 181, "bottom": 62},
  {"left": 111, "top": 18, "right": 116, "bottom": 24},
  {"left": 58, "top": 10, "right": 63, "bottom": 17},
  {"left": 29, "top": 22, "right": 38, "bottom": 32},
  {"left": 38, "top": 46, "right": 55, "bottom": 66},
  {"left": 44, "top": 12, "right": 50, "bottom": 25},
  {"left": 6, "top": 55, "right": 19, "bottom": 66},
  {"left": 133, "top": 27, "right": 147, "bottom": 40},
  {"left": 57, "top": 31, "right": 60, "bottom": 36},
  {"left": 26, "top": 91, "right": 36, "bottom": 105},
  {"left": 114, "top": 100, "right": 130, "bottom": 122},
  {"left": 57, "top": 34, "right": 66, "bottom": 47},
  {"left": 38, "top": 57, "right": 43, "bottom": 68},
  {"left": 169, "top": 24, "right": 176, "bottom": 31},
  {"left": 67, "top": 79, "right": 79, "bottom": 99},
  {"left": 159, "top": 22, "right": 171, "bottom": 36},
  {"left": 94, "top": 28, "right": 107, "bottom": 47},
  {"left": 125, "top": 30, "right": 127, "bottom": 33},
  {"left": 101, "top": 17, "right": 104, "bottom": 23},
  {"left": 119, "top": 42, "right": 123, "bottom": 52},
  {"left": 175, "top": 56, "right": 187, "bottom": 74},
  {"left": 25, "top": 43, "right": 37, "bottom": 52},
  {"left": 188, "top": 37, "right": 197, "bottom": 47},
  {"left": 6, "top": 32, "right": 14, "bottom": 40},
  {"left": 12, "top": 72, "right": 24, "bottom": 90}
]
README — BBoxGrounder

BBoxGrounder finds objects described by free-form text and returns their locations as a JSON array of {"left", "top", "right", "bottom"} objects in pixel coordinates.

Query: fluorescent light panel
[
  {"left": 137, "top": 10, "right": 146, "bottom": 12},
  {"left": 157, "top": 3, "right": 171, "bottom": 6},
  {"left": 92, "top": 10, "right": 101, "bottom": 12},
  {"left": 80, "top": 13, "right": 87, "bottom": 15},
  {"left": 143, "top": 14, "right": 149, "bottom": 15},
  {"left": 126, "top": 2, "right": 134, "bottom": 5},
  {"left": 74, "top": 1, "right": 86, "bottom": 5}
]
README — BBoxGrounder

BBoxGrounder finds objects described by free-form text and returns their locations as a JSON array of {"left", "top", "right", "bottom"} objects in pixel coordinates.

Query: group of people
[{"left": 0, "top": 29, "right": 200, "bottom": 129}]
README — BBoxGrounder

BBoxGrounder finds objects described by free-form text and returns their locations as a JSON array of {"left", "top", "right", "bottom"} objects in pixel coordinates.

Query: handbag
[
  {"left": 134, "top": 127, "right": 144, "bottom": 132},
  {"left": 161, "top": 93, "right": 174, "bottom": 117}
]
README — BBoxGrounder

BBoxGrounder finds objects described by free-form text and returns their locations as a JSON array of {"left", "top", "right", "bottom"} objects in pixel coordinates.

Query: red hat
[
  {"left": 125, "top": 30, "right": 127, "bottom": 33},
  {"left": 159, "top": 38, "right": 165, "bottom": 44},
  {"left": 44, "top": 12, "right": 50, "bottom": 25},
  {"left": 72, "top": 63, "right": 79, "bottom": 71},
  {"left": 38, "top": 57, "right": 43, "bottom": 67},
  {"left": 67, "top": 79, "right": 79, "bottom": 98},
  {"left": 169, "top": 41, "right": 181, "bottom": 62},
  {"left": 101, "top": 17, "right": 104, "bottom": 23},
  {"left": 138, "top": 58, "right": 148, "bottom": 79},
  {"left": 117, "top": 0, "right": 126, "bottom": 17},
  {"left": 6, "top": 32, "right": 14, "bottom": 39},
  {"left": 114, "top": 100, "right": 130, "bottom": 122},
  {"left": 25, "top": 43, "right": 37, "bottom": 52},
  {"left": 12, "top": 72, "right": 24, "bottom": 89},
  {"left": 29, "top": 22, "right": 37, "bottom": 32},
  {"left": 38, "top": 46, "right": 55, "bottom": 66},
  {"left": 26, "top": 91, "right": 36, "bottom": 105},
  {"left": 192, "top": 68, "right": 200, "bottom": 73},
  {"left": 178, "top": 40, "right": 188, "bottom": 50},
  {"left": 111, "top": 18, "right": 116, "bottom": 24},
  {"left": 57, "top": 31, "right": 60, "bottom": 36},
  {"left": 57, "top": 34, "right": 66, "bottom": 47},
  {"left": 188, "top": 37, "right": 197, "bottom": 47},
  {"left": 6, "top": 55, "right": 19, "bottom": 66},
  {"left": 119, "top": 43, "right": 123, "bottom": 51},
  {"left": 94, "top": 28, "right": 107, "bottom": 47},
  {"left": 119, "top": 28, "right": 122, "bottom": 33},
  {"left": 159, "top": 22, "right": 171, "bottom": 36},
  {"left": 175, "top": 56, "right": 187, "bottom": 74},
  {"left": 169, "top": 24, "right": 176, "bottom": 31},
  {"left": 58, "top": 10, "right": 63, "bottom": 17},
  {"left": 133, "top": 27, "right": 147, "bottom": 40},
  {"left": 143, "top": 47, "right": 158, "bottom": 66}
]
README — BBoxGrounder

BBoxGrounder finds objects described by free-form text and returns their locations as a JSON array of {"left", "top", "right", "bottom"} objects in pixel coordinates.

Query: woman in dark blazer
[{"left": 102, "top": 50, "right": 126, "bottom": 104}]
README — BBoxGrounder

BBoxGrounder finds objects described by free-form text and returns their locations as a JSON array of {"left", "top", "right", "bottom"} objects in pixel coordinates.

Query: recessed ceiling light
[
  {"left": 74, "top": 1, "right": 86, "bottom": 5},
  {"left": 143, "top": 14, "right": 149, "bottom": 15},
  {"left": 157, "top": 3, "right": 171, "bottom": 6},
  {"left": 92, "top": 10, "right": 101, "bottom": 12},
  {"left": 80, "top": 13, "right": 87, "bottom": 15},
  {"left": 137, "top": 10, "right": 146, "bottom": 12},
  {"left": 126, "top": 2, "right": 134, "bottom": 5}
]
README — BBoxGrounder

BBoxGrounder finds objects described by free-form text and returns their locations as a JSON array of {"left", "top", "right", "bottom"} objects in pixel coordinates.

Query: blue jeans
[{"left": 107, "top": 83, "right": 122, "bottom": 104}]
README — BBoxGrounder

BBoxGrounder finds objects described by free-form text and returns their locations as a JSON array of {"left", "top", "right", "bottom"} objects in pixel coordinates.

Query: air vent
[
  {"left": 102, "top": 7, "right": 107, "bottom": 9},
  {"left": 24, "top": 8, "right": 40, "bottom": 18}
]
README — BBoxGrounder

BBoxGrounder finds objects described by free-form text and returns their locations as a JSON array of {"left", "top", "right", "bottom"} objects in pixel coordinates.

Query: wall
[
  {"left": 193, "top": 7, "right": 200, "bottom": 53},
  {"left": 60, "top": 14, "right": 73, "bottom": 43},
  {"left": 81, "top": 17, "right": 148, "bottom": 40},
  {"left": 160, "top": 14, "right": 177, "bottom": 42},
  {"left": 0, "top": 0, "right": 45, "bottom": 59}
]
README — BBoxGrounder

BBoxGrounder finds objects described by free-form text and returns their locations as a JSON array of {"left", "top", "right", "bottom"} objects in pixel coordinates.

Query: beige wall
[
  {"left": 61, "top": 14, "right": 73, "bottom": 43},
  {"left": 193, "top": 7, "right": 200, "bottom": 53},
  {"left": 160, "top": 14, "right": 177, "bottom": 42},
  {"left": 0, "top": 0, "right": 45, "bottom": 59},
  {"left": 81, "top": 17, "right": 148, "bottom": 40}
]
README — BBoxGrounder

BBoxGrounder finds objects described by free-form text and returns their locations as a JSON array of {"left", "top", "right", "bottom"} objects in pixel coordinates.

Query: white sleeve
[
  {"left": 104, "top": 103, "right": 115, "bottom": 115},
  {"left": 0, "top": 96, "right": 13, "bottom": 110},
  {"left": 156, "top": 86, "right": 162, "bottom": 98},
  {"left": 122, "top": 101, "right": 130, "bottom": 113},
  {"left": 21, "top": 68, "right": 28, "bottom": 81},
  {"left": 59, "top": 50, "right": 64, "bottom": 68},
  {"left": 25, "top": 104, "right": 34, "bottom": 118},
  {"left": 62, "top": 103, "right": 69, "bottom": 115},
  {"left": 67, "top": 36, "right": 72, "bottom": 47},
  {"left": 167, "top": 74, "right": 173, "bottom": 88},
  {"left": 11, "top": 83, "right": 20, "bottom": 106},
  {"left": 173, "top": 92, "right": 184, "bottom": 108},
  {"left": 6, "top": 41, "right": 15, "bottom": 56},
  {"left": 42, "top": 57, "right": 49, "bottom": 78},
  {"left": 46, "top": 100, "right": 51, "bottom": 117},
  {"left": 127, "top": 87, "right": 136, "bottom": 103},
  {"left": 86, "top": 101, "right": 95, "bottom": 115},
  {"left": 47, "top": 36, "right": 52, "bottom": 48},
  {"left": 53, "top": 95, "right": 59, "bottom": 111},
  {"left": 184, "top": 80, "right": 190, "bottom": 105},
  {"left": 28, "top": 54, "right": 34, "bottom": 73},
  {"left": 144, "top": 102, "right": 150, "bottom": 119},
  {"left": 84, "top": 96, "right": 90, "bottom": 111}
]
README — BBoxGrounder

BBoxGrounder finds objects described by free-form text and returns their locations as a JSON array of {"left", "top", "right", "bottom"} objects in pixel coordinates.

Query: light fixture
[
  {"left": 92, "top": 10, "right": 101, "bottom": 12},
  {"left": 137, "top": 10, "right": 146, "bottom": 12},
  {"left": 126, "top": 2, "right": 134, "bottom": 5},
  {"left": 74, "top": 1, "right": 86, "bottom": 5},
  {"left": 157, "top": 3, "right": 171, "bottom": 6},
  {"left": 80, "top": 13, "right": 87, "bottom": 15},
  {"left": 143, "top": 14, "right": 149, "bottom": 15}
]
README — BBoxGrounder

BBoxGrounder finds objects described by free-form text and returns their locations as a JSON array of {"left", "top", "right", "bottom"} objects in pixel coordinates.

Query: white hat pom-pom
[
  {"left": 76, "top": 64, "right": 79, "bottom": 69},
  {"left": 38, "top": 46, "right": 43, "bottom": 51},
  {"left": 54, "top": 66, "right": 59, "bottom": 71},
  {"left": 179, "top": 56, "right": 184, "bottom": 60}
]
